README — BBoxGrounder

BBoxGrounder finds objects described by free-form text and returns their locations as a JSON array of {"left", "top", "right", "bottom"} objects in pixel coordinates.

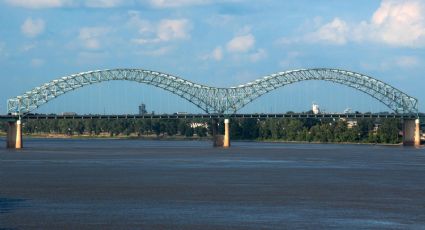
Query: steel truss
[{"left": 7, "top": 68, "right": 418, "bottom": 115}]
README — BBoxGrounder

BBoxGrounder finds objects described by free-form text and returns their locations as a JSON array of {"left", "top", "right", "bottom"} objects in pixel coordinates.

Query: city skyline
[{"left": 1, "top": 0, "right": 424, "bottom": 114}]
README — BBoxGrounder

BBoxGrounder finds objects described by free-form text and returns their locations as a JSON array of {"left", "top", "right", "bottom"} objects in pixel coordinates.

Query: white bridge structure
[
  {"left": 7, "top": 68, "right": 418, "bottom": 115},
  {"left": 3, "top": 68, "right": 421, "bottom": 149}
]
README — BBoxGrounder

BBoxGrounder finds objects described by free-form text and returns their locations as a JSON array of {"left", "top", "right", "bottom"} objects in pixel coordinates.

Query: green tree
[
  {"left": 284, "top": 119, "right": 303, "bottom": 141},
  {"left": 333, "top": 120, "right": 348, "bottom": 142},
  {"left": 230, "top": 119, "right": 243, "bottom": 139},
  {"left": 241, "top": 119, "right": 259, "bottom": 139},
  {"left": 152, "top": 120, "right": 161, "bottom": 136},
  {"left": 377, "top": 119, "right": 401, "bottom": 143},
  {"left": 185, "top": 127, "right": 194, "bottom": 137},
  {"left": 195, "top": 126, "right": 208, "bottom": 137}
]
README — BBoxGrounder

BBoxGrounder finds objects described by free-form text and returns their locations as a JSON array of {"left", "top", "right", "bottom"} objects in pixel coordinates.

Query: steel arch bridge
[{"left": 7, "top": 68, "right": 418, "bottom": 115}]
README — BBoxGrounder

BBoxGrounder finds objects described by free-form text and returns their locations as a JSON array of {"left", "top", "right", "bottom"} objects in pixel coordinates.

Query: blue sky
[{"left": 1, "top": 0, "right": 424, "bottom": 114}]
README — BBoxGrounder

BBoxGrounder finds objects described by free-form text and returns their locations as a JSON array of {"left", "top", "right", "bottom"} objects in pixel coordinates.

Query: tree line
[
  {"left": 0, "top": 117, "right": 402, "bottom": 144},
  {"left": 230, "top": 118, "right": 401, "bottom": 144}
]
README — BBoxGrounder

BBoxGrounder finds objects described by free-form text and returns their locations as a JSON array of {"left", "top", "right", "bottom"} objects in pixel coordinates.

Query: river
[{"left": 1, "top": 138, "right": 424, "bottom": 229}]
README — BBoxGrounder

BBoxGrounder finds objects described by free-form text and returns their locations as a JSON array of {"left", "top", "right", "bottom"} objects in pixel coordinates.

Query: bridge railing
[{"left": 0, "top": 113, "right": 420, "bottom": 122}]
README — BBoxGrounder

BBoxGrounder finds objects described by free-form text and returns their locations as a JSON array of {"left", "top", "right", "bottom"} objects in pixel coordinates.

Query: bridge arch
[{"left": 7, "top": 68, "right": 418, "bottom": 115}]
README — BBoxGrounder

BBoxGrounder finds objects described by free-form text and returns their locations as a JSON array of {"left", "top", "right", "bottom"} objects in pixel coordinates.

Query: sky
[{"left": 1, "top": 0, "right": 425, "bottom": 114}]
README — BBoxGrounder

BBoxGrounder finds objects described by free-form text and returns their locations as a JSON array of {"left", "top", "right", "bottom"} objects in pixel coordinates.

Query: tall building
[
  {"left": 139, "top": 103, "right": 147, "bottom": 115},
  {"left": 312, "top": 103, "right": 320, "bottom": 115}
]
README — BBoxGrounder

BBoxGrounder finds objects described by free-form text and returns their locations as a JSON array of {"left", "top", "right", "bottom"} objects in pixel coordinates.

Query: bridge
[
  {"left": 0, "top": 112, "right": 420, "bottom": 121},
  {"left": 2, "top": 68, "right": 422, "bottom": 148}
]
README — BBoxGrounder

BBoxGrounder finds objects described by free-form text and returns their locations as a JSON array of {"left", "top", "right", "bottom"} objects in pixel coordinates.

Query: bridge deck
[{"left": 0, "top": 113, "right": 420, "bottom": 121}]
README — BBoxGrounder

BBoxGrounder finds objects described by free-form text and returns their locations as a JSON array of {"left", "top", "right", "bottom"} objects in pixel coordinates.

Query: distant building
[
  {"left": 347, "top": 120, "right": 358, "bottom": 129},
  {"left": 344, "top": 108, "right": 352, "bottom": 114},
  {"left": 61, "top": 112, "right": 77, "bottom": 116},
  {"left": 339, "top": 118, "right": 358, "bottom": 129},
  {"left": 190, "top": 122, "right": 208, "bottom": 129},
  {"left": 139, "top": 103, "right": 147, "bottom": 115},
  {"left": 373, "top": 124, "right": 380, "bottom": 133},
  {"left": 312, "top": 103, "right": 320, "bottom": 115}
]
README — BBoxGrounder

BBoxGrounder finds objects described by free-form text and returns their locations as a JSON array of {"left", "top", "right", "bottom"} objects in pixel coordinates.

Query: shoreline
[
  {"left": 0, "top": 133, "right": 403, "bottom": 146},
  {"left": 19, "top": 133, "right": 212, "bottom": 141}
]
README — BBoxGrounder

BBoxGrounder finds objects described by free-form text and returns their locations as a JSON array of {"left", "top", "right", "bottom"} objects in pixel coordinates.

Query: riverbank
[
  {"left": 11, "top": 133, "right": 405, "bottom": 146},
  {"left": 20, "top": 133, "right": 212, "bottom": 141}
]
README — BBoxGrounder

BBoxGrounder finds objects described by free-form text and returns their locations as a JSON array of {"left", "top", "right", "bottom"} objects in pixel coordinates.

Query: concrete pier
[
  {"left": 224, "top": 119, "right": 230, "bottom": 148},
  {"left": 415, "top": 119, "right": 421, "bottom": 146},
  {"left": 212, "top": 118, "right": 230, "bottom": 148},
  {"left": 403, "top": 118, "right": 421, "bottom": 146},
  {"left": 7, "top": 119, "right": 23, "bottom": 149},
  {"left": 212, "top": 119, "right": 224, "bottom": 147}
]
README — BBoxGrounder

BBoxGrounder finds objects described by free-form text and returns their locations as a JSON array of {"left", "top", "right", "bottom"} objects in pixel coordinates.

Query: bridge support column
[
  {"left": 212, "top": 118, "right": 223, "bottom": 147},
  {"left": 224, "top": 119, "right": 230, "bottom": 148},
  {"left": 212, "top": 118, "right": 230, "bottom": 148},
  {"left": 403, "top": 119, "right": 421, "bottom": 147},
  {"left": 6, "top": 119, "right": 22, "bottom": 149},
  {"left": 415, "top": 119, "right": 421, "bottom": 146}
]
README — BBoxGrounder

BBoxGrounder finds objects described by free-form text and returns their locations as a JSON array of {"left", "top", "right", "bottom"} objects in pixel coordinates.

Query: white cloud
[
  {"left": 148, "top": 0, "right": 243, "bottom": 8},
  {"left": 211, "top": 46, "right": 223, "bottom": 61},
  {"left": 128, "top": 11, "right": 152, "bottom": 34},
  {"left": 395, "top": 56, "right": 420, "bottom": 68},
  {"left": 6, "top": 0, "right": 127, "bottom": 8},
  {"left": 76, "top": 51, "right": 110, "bottom": 65},
  {"left": 6, "top": 0, "right": 70, "bottom": 8},
  {"left": 249, "top": 49, "right": 267, "bottom": 62},
  {"left": 279, "top": 51, "right": 302, "bottom": 69},
  {"left": 206, "top": 14, "right": 234, "bottom": 27},
  {"left": 21, "top": 18, "right": 45, "bottom": 38},
  {"left": 366, "top": 0, "right": 425, "bottom": 46},
  {"left": 140, "top": 46, "right": 173, "bottom": 56},
  {"left": 235, "top": 25, "right": 251, "bottom": 35},
  {"left": 30, "top": 58, "right": 44, "bottom": 67},
  {"left": 6, "top": 0, "right": 240, "bottom": 8},
  {"left": 361, "top": 55, "right": 420, "bottom": 71},
  {"left": 149, "top": 0, "right": 209, "bottom": 8},
  {"left": 6, "top": 0, "right": 242, "bottom": 9},
  {"left": 78, "top": 27, "right": 110, "bottom": 49},
  {"left": 132, "top": 38, "right": 157, "bottom": 45},
  {"left": 20, "top": 43, "right": 37, "bottom": 52},
  {"left": 308, "top": 18, "right": 349, "bottom": 45},
  {"left": 284, "top": 0, "right": 425, "bottom": 47},
  {"left": 129, "top": 13, "right": 191, "bottom": 44},
  {"left": 85, "top": 0, "right": 125, "bottom": 8},
  {"left": 202, "top": 46, "right": 223, "bottom": 61},
  {"left": 226, "top": 34, "right": 255, "bottom": 53},
  {"left": 202, "top": 28, "right": 266, "bottom": 63},
  {"left": 157, "top": 19, "right": 191, "bottom": 41}
]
